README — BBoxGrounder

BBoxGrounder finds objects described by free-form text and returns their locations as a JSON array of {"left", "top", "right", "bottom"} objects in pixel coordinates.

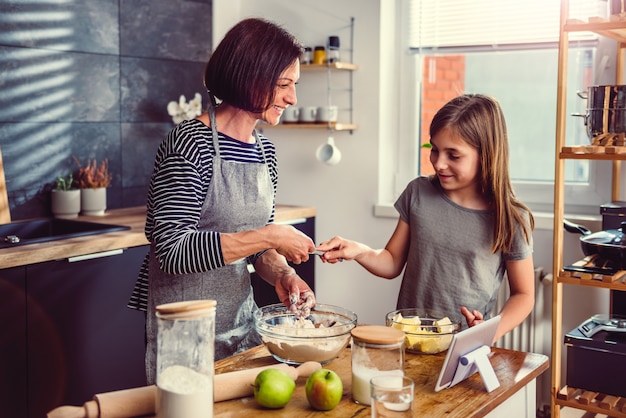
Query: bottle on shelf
[
  {"left": 327, "top": 36, "right": 340, "bottom": 63},
  {"left": 313, "top": 46, "right": 326, "bottom": 65},
  {"left": 302, "top": 46, "right": 312, "bottom": 65}
]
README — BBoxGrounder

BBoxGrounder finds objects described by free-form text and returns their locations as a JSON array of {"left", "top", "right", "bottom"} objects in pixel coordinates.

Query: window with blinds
[
  {"left": 403, "top": 0, "right": 614, "bottom": 213},
  {"left": 409, "top": 0, "right": 601, "bottom": 51}
]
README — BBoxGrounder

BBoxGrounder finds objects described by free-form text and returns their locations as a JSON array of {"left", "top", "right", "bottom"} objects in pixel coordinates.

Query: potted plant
[
  {"left": 51, "top": 173, "right": 81, "bottom": 219},
  {"left": 73, "top": 157, "right": 112, "bottom": 216}
]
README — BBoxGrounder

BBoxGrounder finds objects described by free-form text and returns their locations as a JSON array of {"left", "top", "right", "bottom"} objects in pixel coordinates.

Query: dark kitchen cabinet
[
  {"left": 0, "top": 266, "right": 28, "bottom": 418},
  {"left": 0, "top": 245, "right": 148, "bottom": 418},
  {"left": 251, "top": 216, "right": 315, "bottom": 307}
]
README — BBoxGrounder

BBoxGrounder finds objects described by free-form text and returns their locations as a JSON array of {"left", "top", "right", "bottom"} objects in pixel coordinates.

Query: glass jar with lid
[
  {"left": 350, "top": 325, "right": 406, "bottom": 405},
  {"left": 313, "top": 45, "right": 326, "bottom": 65},
  {"left": 155, "top": 299, "right": 217, "bottom": 418},
  {"left": 302, "top": 46, "right": 313, "bottom": 65},
  {"left": 327, "top": 36, "right": 340, "bottom": 63}
]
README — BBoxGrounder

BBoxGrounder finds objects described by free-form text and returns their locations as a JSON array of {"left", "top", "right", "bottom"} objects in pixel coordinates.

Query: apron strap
[
  {"left": 208, "top": 93, "right": 221, "bottom": 158},
  {"left": 207, "top": 92, "right": 268, "bottom": 165}
]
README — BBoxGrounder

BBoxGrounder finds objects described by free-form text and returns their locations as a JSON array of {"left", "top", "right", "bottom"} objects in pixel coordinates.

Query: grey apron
[{"left": 145, "top": 105, "right": 271, "bottom": 384}]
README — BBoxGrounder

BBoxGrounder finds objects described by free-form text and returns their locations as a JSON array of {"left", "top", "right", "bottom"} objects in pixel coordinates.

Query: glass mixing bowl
[
  {"left": 254, "top": 303, "right": 357, "bottom": 365},
  {"left": 386, "top": 308, "right": 462, "bottom": 354}
]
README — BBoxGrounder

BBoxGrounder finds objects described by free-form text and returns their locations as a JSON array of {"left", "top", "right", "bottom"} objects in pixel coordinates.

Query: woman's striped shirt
[{"left": 128, "top": 119, "right": 278, "bottom": 311}]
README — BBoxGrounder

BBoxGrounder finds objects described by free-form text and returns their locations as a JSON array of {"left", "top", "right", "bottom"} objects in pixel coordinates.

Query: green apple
[
  {"left": 253, "top": 368, "right": 296, "bottom": 409},
  {"left": 305, "top": 369, "right": 343, "bottom": 410}
]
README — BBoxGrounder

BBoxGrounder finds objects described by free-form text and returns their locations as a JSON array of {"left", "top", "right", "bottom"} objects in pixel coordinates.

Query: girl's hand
[
  {"left": 315, "top": 236, "right": 363, "bottom": 263},
  {"left": 460, "top": 306, "right": 484, "bottom": 327}
]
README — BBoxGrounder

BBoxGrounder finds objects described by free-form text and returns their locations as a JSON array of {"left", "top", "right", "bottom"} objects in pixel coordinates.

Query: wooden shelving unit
[
  {"left": 260, "top": 18, "right": 358, "bottom": 134},
  {"left": 551, "top": 3, "right": 626, "bottom": 418},
  {"left": 260, "top": 61, "right": 358, "bottom": 133}
]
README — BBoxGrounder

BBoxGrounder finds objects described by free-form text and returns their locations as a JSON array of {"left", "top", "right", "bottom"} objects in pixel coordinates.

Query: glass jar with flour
[
  {"left": 350, "top": 325, "right": 406, "bottom": 405},
  {"left": 156, "top": 300, "right": 216, "bottom": 418}
]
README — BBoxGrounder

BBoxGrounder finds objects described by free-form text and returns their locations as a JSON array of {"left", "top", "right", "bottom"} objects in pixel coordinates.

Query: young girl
[{"left": 316, "top": 94, "right": 535, "bottom": 341}]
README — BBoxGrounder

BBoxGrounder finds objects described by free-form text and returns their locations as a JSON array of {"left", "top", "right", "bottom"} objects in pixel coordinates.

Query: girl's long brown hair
[{"left": 429, "top": 94, "right": 534, "bottom": 253}]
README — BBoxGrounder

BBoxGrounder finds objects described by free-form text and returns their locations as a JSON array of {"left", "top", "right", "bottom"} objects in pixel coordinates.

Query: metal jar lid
[{"left": 351, "top": 325, "right": 405, "bottom": 345}]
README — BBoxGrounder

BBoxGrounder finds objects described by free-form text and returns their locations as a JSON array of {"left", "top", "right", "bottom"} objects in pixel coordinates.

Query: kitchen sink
[{"left": 0, "top": 218, "right": 131, "bottom": 249}]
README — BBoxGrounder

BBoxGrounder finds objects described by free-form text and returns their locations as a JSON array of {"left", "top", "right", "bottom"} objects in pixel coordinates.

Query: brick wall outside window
[{"left": 420, "top": 55, "right": 465, "bottom": 175}]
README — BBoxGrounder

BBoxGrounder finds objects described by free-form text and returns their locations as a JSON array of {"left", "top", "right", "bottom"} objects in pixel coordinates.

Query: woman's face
[
  {"left": 259, "top": 59, "right": 300, "bottom": 126},
  {"left": 429, "top": 126, "right": 481, "bottom": 200}
]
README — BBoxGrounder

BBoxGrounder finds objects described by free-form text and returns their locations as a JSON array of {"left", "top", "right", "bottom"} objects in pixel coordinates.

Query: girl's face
[
  {"left": 260, "top": 59, "right": 299, "bottom": 126},
  {"left": 429, "top": 126, "right": 482, "bottom": 201}
]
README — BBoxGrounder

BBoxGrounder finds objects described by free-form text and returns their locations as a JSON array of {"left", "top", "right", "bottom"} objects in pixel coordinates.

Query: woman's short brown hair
[{"left": 204, "top": 18, "right": 302, "bottom": 113}]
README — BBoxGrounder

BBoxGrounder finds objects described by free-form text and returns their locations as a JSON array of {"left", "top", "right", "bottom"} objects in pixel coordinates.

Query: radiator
[{"left": 493, "top": 267, "right": 551, "bottom": 353}]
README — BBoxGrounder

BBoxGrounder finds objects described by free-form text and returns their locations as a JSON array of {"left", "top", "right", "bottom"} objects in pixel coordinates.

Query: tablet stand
[{"left": 450, "top": 345, "right": 500, "bottom": 392}]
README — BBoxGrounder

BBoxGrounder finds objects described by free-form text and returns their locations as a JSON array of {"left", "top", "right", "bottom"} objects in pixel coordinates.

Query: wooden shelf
[
  {"left": 556, "top": 386, "right": 626, "bottom": 417},
  {"left": 259, "top": 122, "right": 358, "bottom": 132},
  {"left": 560, "top": 147, "right": 626, "bottom": 160},
  {"left": 301, "top": 62, "right": 359, "bottom": 71},
  {"left": 558, "top": 272, "right": 626, "bottom": 291},
  {"left": 565, "top": 16, "right": 626, "bottom": 43}
]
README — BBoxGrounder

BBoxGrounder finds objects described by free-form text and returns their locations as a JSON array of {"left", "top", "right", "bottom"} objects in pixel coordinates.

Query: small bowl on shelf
[
  {"left": 253, "top": 303, "right": 358, "bottom": 365},
  {"left": 385, "top": 308, "right": 462, "bottom": 354}
]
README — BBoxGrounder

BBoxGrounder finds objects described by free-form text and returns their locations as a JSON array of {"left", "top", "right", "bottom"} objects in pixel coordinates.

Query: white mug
[
  {"left": 316, "top": 137, "right": 342, "bottom": 165},
  {"left": 282, "top": 106, "right": 300, "bottom": 123},
  {"left": 316, "top": 105, "right": 338, "bottom": 123},
  {"left": 299, "top": 106, "right": 318, "bottom": 123}
]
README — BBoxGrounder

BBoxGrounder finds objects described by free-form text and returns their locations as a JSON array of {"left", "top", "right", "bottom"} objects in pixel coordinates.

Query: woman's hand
[
  {"left": 266, "top": 223, "right": 315, "bottom": 264},
  {"left": 460, "top": 306, "right": 484, "bottom": 327},
  {"left": 275, "top": 274, "right": 316, "bottom": 317}
]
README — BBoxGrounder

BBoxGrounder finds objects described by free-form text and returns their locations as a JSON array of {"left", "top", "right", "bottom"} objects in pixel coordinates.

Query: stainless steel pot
[
  {"left": 574, "top": 85, "right": 626, "bottom": 138},
  {"left": 564, "top": 219, "right": 626, "bottom": 269}
]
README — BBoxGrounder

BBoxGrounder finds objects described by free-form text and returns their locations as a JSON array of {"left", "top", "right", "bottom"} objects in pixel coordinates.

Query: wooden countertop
[
  {"left": 213, "top": 344, "right": 549, "bottom": 417},
  {"left": 0, "top": 205, "right": 316, "bottom": 269}
]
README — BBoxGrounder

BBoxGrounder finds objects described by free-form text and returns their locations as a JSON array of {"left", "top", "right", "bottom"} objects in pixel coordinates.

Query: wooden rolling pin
[{"left": 47, "top": 361, "right": 321, "bottom": 418}]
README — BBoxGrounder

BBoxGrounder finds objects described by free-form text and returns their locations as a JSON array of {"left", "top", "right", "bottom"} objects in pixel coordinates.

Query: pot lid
[
  {"left": 582, "top": 222, "right": 626, "bottom": 246},
  {"left": 600, "top": 201, "right": 626, "bottom": 215}
]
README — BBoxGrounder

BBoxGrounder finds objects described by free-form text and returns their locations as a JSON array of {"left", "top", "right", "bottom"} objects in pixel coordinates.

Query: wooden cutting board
[{"left": 0, "top": 146, "right": 10, "bottom": 223}]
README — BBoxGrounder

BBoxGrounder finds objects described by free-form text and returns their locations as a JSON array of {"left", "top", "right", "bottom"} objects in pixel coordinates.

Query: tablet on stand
[{"left": 434, "top": 315, "right": 501, "bottom": 393}]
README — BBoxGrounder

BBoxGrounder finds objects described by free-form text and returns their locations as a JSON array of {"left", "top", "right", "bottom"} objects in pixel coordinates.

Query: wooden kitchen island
[{"left": 213, "top": 344, "right": 548, "bottom": 417}]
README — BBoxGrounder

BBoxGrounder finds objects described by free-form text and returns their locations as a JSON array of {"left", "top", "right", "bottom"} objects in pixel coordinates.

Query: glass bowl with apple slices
[
  {"left": 385, "top": 308, "right": 463, "bottom": 354},
  {"left": 254, "top": 303, "right": 358, "bottom": 365}
]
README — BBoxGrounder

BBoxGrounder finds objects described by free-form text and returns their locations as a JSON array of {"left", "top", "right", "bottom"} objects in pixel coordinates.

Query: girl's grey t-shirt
[{"left": 394, "top": 176, "right": 533, "bottom": 321}]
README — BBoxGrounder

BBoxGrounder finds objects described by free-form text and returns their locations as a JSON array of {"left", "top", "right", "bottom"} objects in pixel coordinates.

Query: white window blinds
[{"left": 409, "top": 0, "right": 603, "bottom": 50}]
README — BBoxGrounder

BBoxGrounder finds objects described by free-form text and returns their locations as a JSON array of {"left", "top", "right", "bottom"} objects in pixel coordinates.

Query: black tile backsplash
[
  {"left": 120, "top": 56, "right": 207, "bottom": 123},
  {"left": 0, "top": 0, "right": 212, "bottom": 221},
  {"left": 120, "top": 0, "right": 212, "bottom": 62},
  {"left": 0, "top": 0, "right": 119, "bottom": 54}
]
